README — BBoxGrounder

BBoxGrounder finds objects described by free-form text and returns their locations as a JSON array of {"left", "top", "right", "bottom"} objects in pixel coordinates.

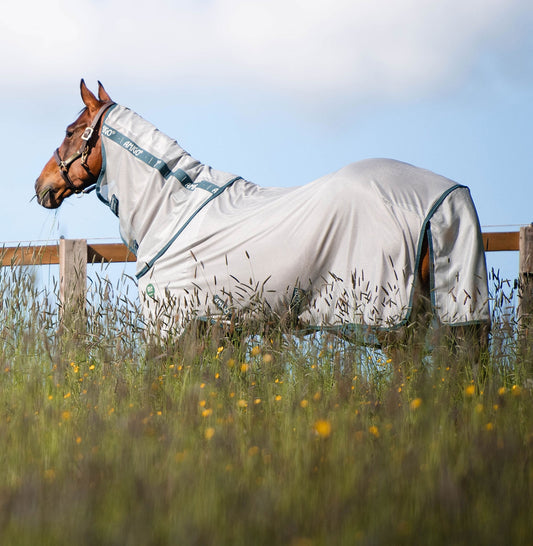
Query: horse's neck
[{"left": 97, "top": 105, "right": 236, "bottom": 253}]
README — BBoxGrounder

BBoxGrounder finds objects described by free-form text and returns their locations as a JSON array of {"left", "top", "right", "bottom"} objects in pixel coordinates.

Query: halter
[{"left": 53, "top": 101, "right": 115, "bottom": 194}]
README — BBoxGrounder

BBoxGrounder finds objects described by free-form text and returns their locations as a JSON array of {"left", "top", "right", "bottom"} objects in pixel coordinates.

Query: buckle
[{"left": 81, "top": 127, "right": 94, "bottom": 141}]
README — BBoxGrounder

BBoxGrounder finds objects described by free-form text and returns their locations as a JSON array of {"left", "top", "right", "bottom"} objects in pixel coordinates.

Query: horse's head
[{"left": 35, "top": 80, "right": 114, "bottom": 208}]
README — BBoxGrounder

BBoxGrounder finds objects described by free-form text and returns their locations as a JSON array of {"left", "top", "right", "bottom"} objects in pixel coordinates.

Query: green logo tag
[{"left": 146, "top": 283, "right": 155, "bottom": 298}]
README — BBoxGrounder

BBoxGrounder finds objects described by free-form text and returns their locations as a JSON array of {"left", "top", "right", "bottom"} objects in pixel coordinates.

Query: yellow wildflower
[
  {"left": 314, "top": 419, "right": 332, "bottom": 438},
  {"left": 251, "top": 346, "right": 261, "bottom": 357},
  {"left": 205, "top": 427, "right": 215, "bottom": 440},
  {"left": 465, "top": 385, "right": 476, "bottom": 397},
  {"left": 369, "top": 425, "right": 380, "bottom": 438},
  {"left": 410, "top": 398, "right": 422, "bottom": 410}
]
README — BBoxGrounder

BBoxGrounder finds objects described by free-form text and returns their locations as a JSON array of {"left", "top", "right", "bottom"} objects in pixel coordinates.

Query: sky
[{"left": 2, "top": 0, "right": 532, "bottom": 290}]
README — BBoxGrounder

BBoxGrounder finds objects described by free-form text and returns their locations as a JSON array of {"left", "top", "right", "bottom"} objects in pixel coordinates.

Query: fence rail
[
  {"left": 1, "top": 228, "right": 532, "bottom": 326},
  {"left": 0, "top": 241, "right": 136, "bottom": 267},
  {"left": 0, "top": 231, "right": 524, "bottom": 268}
]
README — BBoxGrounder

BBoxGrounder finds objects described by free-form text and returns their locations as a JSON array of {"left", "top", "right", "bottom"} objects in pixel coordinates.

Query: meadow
[{"left": 0, "top": 264, "right": 532, "bottom": 545}]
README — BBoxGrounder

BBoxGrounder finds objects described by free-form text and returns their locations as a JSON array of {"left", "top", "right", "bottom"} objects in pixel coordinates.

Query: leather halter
[{"left": 53, "top": 101, "right": 115, "bottom": 194}]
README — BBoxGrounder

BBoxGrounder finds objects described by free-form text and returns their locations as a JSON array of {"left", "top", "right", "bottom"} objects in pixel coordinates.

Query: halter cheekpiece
[{"left": 54, "top": 101, "right": 115, "bottom": 194}]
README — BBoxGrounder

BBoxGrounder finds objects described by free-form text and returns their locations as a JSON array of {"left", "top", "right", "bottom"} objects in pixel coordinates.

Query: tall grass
[{"left": 0, "top": 265, "right": 532, "bottom": 545}]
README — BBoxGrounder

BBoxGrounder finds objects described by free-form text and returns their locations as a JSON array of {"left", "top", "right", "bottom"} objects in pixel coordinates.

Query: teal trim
[
  {"left": 427, "top": 186, "right": 491, "bottom": 328},
  {"left": 402, "top": 183, "right": 465, "bottom": 325},
  {"left": 173, "top": 168, "right": 193, "bottom": 186},
  {"left": 426, "top": 223, "right": 436, "bottom": 311},
  {"left": 101, "top": 125, "right": 222, "bottom": 194},
  {"left": 95, "top": 104, "right": 118, "bottom": 206},
  {"left": 136, "top": 176, "right": 242, "bottom": 279},
  {"left": 102, "top": 123, "right": 173, "bottom": 176}
]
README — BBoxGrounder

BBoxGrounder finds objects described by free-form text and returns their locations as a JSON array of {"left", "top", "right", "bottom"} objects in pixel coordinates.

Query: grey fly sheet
[{"left": 96, "top": 104, "right": 490, "bottom": 335}]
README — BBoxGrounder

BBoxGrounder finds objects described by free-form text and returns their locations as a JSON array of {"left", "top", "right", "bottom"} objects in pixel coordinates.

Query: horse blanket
[{"left": 96, "top": 104, "right": 490, "bottom": 335}]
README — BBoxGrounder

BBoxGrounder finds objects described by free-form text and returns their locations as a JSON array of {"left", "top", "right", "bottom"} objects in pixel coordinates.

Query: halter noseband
[{"left": 54, "top": 101, "right": 115, "bottom": 194}]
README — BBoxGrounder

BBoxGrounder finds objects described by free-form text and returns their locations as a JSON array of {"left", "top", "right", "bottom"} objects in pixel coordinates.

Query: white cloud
[{"left": 1, "top": 0, "right": 531, "bottom": 106}]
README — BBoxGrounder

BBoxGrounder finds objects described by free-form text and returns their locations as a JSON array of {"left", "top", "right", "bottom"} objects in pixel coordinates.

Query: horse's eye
[{"left": 66, "top": 130, "right": 74, "bottom": 138}]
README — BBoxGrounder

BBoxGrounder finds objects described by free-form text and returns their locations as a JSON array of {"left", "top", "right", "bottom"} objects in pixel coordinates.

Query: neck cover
[{"left": 97, "top": 104, "right": 241, "bottom": 277}]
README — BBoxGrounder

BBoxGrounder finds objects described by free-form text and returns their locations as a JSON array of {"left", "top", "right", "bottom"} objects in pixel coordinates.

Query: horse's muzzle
[{"left": 35, "top": 182, "right": 62, "bottom": 209}]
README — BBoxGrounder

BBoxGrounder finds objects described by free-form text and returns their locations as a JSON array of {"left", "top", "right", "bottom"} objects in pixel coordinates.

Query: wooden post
[
  {"left": 518, "top": 225, "right": 533, "bottom": 339},
  {"left": 59, "top": 238, "right": 87, "bottom": 328}
]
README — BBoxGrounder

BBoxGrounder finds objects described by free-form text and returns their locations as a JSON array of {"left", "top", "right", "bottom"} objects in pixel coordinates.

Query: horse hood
[{"left": 96, "top": 104, "right": 240, "bottom": 276}]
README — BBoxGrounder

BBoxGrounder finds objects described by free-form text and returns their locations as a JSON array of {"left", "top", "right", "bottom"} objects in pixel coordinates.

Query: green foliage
[{"left": 0, "top": 267, "right": 532, "bottom": 545}]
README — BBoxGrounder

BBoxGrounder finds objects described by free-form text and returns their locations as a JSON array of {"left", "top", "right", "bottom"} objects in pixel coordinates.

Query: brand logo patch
[
  {"left": 146, "top": 283, "right": 155, "bottom": 298},
  {"left": 102, "top": 126, "right": 116, "bottom": 138}
]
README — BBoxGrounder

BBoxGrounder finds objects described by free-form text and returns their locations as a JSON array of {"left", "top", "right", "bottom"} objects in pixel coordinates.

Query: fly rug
[{"left": 35, "top": 82, "right": 491, "bottom": 353}]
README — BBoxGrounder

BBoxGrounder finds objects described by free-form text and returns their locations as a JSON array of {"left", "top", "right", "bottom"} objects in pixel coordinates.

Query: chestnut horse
[{"left": 35, "top": 81, "right": 489, "bottom": 363}]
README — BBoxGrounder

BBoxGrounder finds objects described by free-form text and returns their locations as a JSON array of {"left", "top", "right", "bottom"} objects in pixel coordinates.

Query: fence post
[
  {"left": 59, "top": 238, "right": 87, "bottom": 328},
  {"left": 518, "top": 225, "right": 533, "bottom": 340}
]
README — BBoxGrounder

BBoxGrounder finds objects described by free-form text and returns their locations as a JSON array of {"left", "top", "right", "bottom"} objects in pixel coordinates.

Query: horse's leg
[
  {"left": 380, "top": 232, "right": 432, "bottom": 378},
  {"left": 434, "top": 322, "right": 490, "bottom": 382},
  {"left": 415, "top": 237, "right": 489, "bottom": 381},
  {"left": 381, "top": 229, "right": 489, "bottom": 381}
]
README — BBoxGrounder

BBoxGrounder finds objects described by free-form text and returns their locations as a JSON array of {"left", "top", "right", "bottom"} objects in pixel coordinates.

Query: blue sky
[{"left": 2, "top": 0, "right": 532, "bottom": 286}]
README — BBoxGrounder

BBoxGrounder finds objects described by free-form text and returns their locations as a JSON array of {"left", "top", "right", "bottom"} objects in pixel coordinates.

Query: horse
[{"left": 35, "top": 80, "right": 490, "bottom": 364}]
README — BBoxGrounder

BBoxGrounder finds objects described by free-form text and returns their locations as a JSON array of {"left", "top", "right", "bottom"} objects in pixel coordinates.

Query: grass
[{"left": 0, "top": 265, "right": 532, "bottom": 545}]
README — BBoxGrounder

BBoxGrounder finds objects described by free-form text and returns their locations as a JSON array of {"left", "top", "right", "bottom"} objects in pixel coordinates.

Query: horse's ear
[
  {"left": 97, "top": 81, "right": 112, "bottom": 103},
  {"left": 80, "top": 79, "right": 100, "bottom": 112}
]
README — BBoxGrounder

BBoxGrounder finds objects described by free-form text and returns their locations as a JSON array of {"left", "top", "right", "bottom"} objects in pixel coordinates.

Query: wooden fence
[{"left": 1, "top": 227, "right": 533, "bottom": 324}]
